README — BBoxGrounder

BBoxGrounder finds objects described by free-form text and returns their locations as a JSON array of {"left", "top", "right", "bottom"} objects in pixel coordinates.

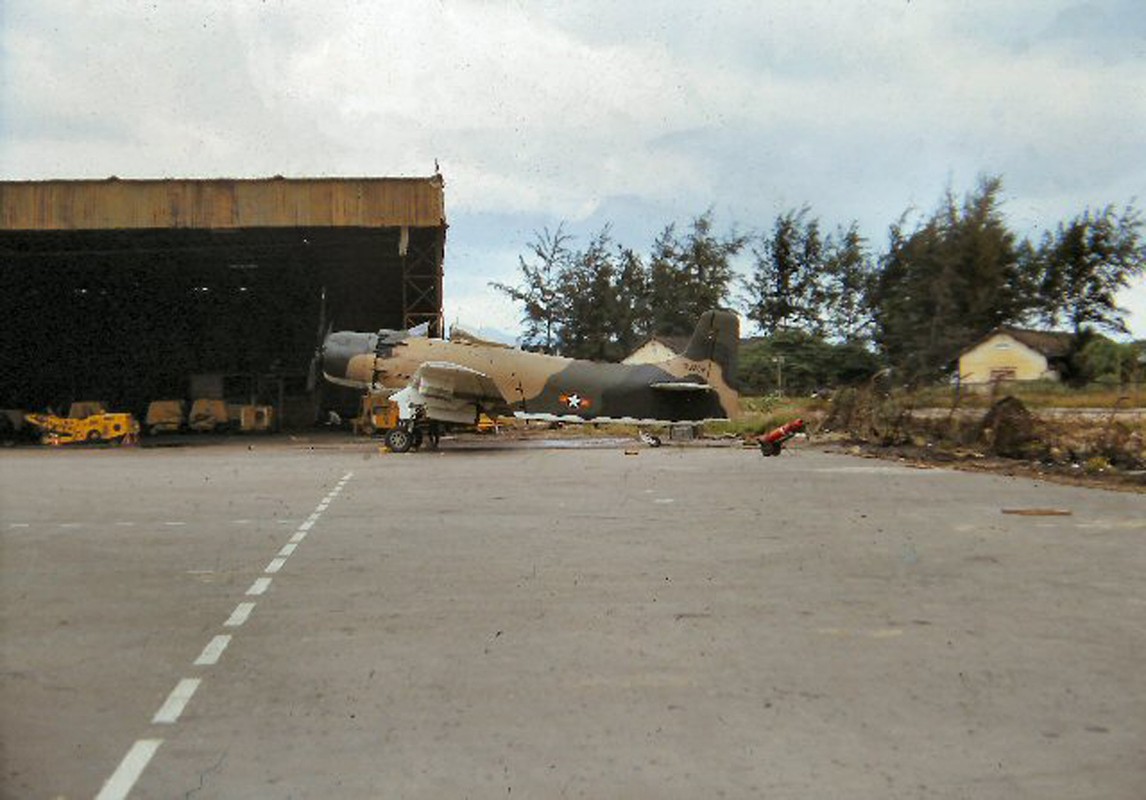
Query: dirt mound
[
  {"left": 979, "top": 396, "right": 1036, "bottom": 458},
  {"left": 821, "top": 387, "right": 1145, "bottom": 489}
]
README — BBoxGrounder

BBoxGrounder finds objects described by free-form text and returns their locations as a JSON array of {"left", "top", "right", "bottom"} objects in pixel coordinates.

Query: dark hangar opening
[{"left": 0, "top": 178, "right": 445, "bottom": 426}]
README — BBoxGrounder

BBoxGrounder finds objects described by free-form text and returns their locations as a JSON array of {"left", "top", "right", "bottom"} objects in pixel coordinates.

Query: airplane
[{"left": 318, "top": 309, "right": 742, "bottom": 452}]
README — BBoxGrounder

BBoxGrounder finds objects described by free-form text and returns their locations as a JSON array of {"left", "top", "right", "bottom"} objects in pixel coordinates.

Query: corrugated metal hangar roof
[{"left": 0, "top": 176, "right": 446, "bottom": 231}]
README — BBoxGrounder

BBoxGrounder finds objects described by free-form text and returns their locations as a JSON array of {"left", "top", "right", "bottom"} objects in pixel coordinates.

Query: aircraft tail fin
[{"left": 680, "top": 309, "right": 740, "bottom": 392}]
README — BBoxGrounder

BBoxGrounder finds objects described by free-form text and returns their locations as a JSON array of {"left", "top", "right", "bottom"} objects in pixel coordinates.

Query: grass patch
[
  {"left": 706, "top": 395, "right": 824, "bottom": 437},
  {"left": 912, "top": 382, "right": 1144, "bottom": 410}
]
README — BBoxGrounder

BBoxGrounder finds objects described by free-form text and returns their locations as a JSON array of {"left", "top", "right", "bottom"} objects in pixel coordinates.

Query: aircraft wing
[
  {"left": 391, "top": 361, "right": 512, "bottom": 424},
  {"left": 648, "top": 380, "right": 715, "bottom": 392},
  {"left": 413, "top": 361, "right": 506, "bottom": 402}
]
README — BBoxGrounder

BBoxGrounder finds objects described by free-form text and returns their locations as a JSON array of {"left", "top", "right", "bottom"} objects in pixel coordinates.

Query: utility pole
[{"left": 772, "top": 355, "right": 785, "bottom": 397}]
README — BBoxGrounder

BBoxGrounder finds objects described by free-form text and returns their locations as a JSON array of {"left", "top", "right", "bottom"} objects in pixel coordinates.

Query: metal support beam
[{"left": 402, "top": 227, "right": 444, "bottom": 336}]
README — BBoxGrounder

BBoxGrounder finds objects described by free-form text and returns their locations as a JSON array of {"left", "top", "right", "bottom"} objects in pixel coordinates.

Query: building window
[{"left": 990, "top": 367, "right": 1017, "bottom": 382}]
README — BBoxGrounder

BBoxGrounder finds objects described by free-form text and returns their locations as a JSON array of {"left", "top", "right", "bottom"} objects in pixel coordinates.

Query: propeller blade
[
  {"left": 308, "top": 288, "right": 329, "bottom": 393},
  {"left": 315, "top": 287, "right": 327, "bottom": 342}
]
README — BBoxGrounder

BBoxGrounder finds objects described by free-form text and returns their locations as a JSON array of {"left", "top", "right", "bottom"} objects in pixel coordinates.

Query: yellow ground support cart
[
  {"left": 188, "top": 399, "right": 230, "bottom": 432},
  {"left": 145, "top": 400, "right": 185, "bottom": 434},
  {"left": 352, "top": 392, "right": 399, "bottom": 436}
]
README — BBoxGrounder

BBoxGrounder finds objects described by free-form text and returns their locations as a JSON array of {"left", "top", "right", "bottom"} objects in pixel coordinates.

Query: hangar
[{"left": 0, "top": 176, "right": 445, "bottom": 426}]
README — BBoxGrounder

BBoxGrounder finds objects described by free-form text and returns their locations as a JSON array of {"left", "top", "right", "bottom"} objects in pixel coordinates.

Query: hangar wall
[{"left": 0, "top": 177, "right": 446, "bottom": 424}]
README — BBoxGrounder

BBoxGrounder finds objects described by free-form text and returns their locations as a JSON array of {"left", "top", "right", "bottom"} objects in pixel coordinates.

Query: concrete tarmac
[{"left": 1, "top": 436, "right": 1144, "bottom": 799}]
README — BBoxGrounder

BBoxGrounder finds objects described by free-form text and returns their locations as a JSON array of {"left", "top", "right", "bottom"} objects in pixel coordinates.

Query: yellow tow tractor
[{"left": 24, "top": 402, "right": 140, "bottom": 446}]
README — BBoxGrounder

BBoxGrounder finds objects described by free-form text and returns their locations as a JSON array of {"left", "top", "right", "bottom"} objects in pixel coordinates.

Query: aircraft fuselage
[{"left": 322, "top": 310, "right": 742, "bottom": 424}]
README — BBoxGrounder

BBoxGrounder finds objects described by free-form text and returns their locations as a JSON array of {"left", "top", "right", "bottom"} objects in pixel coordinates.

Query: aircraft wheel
[{"left": 384, "top": 427, "right": 414, "bottom": 453}]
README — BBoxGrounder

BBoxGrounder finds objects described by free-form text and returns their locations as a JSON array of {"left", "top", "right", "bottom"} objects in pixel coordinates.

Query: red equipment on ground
[{"left": 756, "top": 418, "right": 806, "bottom": 456}]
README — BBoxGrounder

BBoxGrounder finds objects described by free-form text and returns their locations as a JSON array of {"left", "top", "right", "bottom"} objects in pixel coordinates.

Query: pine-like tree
[
  {"left": 559, "top": 226, "right": 620, "bottom": 360},
  {"left": 872, "top": 177, "right": 1029, "bottom": 380},
  {"left": 648, "top": 210, "right": 746, "bottom": 335},
  {"left": 744, "top": 207, "right": 826, "bottom": 336},
  {"left": 1032, "top": 205, "right": 1145, "bottom": 335},
  {"left": 490, "top": 225, "right": 573, "bottom": 352},
  {"left": 821, "top": 223, "right": 876, "bottom": 344}
]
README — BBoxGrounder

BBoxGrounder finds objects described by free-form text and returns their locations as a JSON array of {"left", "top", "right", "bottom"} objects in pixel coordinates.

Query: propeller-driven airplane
[{"left": 318, "top": 309, "right": 742, "bottom": 452}]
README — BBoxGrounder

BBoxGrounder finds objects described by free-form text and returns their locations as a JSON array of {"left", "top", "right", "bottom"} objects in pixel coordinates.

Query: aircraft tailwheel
[
  {"left": 384, "top": 427, "right": 414, "bottom": 453},
  {"left": 759, "top": 440, "right": 782, "bottom": 457},
  {"left": 639, "top": 431, "right": 662, "bottom": 447}
]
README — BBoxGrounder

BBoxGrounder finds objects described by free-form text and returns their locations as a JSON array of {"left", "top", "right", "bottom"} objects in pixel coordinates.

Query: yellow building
[
  {"left": 622, "top": 335, "right": 690, "bottom": 365},
  {"left": 958, "top": 328, "right": 1074, "bottom": 385}
]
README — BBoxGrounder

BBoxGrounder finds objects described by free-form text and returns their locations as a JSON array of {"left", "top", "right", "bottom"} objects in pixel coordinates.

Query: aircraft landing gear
[
  {"left": 384, "top": 421, "right": 441, "bottom": 453},
  {"left": 384, "top": 427, "right": 414, "bottom": 453}
]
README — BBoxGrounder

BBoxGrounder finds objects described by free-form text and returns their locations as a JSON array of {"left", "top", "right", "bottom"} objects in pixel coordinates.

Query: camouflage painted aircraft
[{"left": 320, "top": 309, "right": 741, "bottom": 451}]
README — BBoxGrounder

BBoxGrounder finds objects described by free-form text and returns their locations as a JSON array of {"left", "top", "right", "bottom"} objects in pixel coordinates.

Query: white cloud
[{"left": 2, "top": 0, "right": 1144, "bottom": 336}]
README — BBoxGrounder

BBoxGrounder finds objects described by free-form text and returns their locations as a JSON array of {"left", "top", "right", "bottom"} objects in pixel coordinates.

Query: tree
[
  {"left": 821, "top": 223, "right": 876, "bottom": 344},
  {"left": 647, "top": 210, "right": 747, "bottom": 336},
  {"left": 744, "top": 207, "right": 826, "bottom": 335},
  {"left": 559, "top": 226, "right": 621, "bottom": 360},
  {"left": 1077, "top": 336, "right": 1139, "bottom": 385},
  {"left": 872, "top": 176, "right": 1030, "bottom": 381},
  {"left": 738, "top": 332, "right": 883, "bottom": 395},
  {"left": 491, "top": 224, "right": 573, "bottom": 352},
  {"left": 1031, "top": 205, "right": 1145, "bottom": 335},
  {"left": 612, "top": 246, "right": 652, "bottom": 357}
]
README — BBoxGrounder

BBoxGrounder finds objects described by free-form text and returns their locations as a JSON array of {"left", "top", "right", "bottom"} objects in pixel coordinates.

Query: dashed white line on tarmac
[
  {"left": 224, "top": 602, "right": 256, "bottom": 627},
  {"left": 194, "top": 635, "right": 232, "bottom": 666},
  {"left": 152, "top": 678, "right": 201, "bottom": 724},
  {"left": 94, "top": 473, "right": 355, "bottom": 799},
  {"left": 95, "top": 739, "right": 163, "bottom": 800},
  {"left": 164, "top": 521, "right": 186, "bottom": 527},
  {"left": 246, "top": 577, "right": 272, "bottom": 596}
]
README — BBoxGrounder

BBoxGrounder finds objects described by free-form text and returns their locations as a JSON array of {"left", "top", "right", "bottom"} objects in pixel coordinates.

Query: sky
[{"left": 2, "top": 0, "right": 1144, "bottom": 340}]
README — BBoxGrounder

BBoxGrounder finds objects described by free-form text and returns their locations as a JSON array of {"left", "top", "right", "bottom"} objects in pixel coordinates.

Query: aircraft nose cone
[{"left": 321, "top": 331, "right": 378, "bottom": 383}]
